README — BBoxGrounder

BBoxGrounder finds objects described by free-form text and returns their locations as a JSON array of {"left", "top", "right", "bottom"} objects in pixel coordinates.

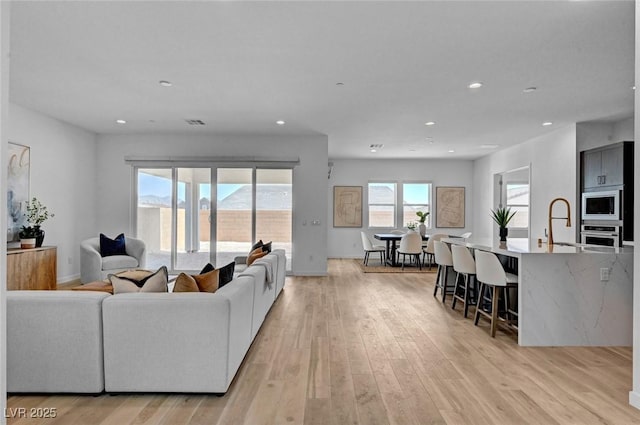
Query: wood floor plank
[{"left": 8, "top": 259, "right": 640, "bottom": 425}]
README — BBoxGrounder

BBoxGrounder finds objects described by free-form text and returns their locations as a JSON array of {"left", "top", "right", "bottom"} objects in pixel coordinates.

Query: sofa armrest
[{"left": 233, "top": 255, "right": 248, "bottom": 265}]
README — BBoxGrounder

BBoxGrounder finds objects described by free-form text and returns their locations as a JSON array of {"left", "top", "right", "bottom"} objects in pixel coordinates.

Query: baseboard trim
[
  {"left": 58, "top": 274, "right": 80, "bottom": 285},
  {"left": 629, "top": 391, "right": 640, "bottom": 410}
]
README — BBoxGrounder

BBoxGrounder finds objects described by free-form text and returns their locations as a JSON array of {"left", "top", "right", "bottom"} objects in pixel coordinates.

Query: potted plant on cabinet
[
  {"left": 18, "top": 225, "right": 37, "bottom": 249},
  {"left": 416, "top": 211, "right": 429, "bottom": 236},
  {"left": 491, "top": 206, "right": 516, "bottom": 242},
  {"left": 21, "top": 197, "right": 55, "bottom": 248}
]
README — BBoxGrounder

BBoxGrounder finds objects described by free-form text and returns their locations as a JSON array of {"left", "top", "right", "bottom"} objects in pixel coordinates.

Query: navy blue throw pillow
[
  {"left": 217, "top": 262, "right": 235, "bottom": 288},
  {"left": 100, "top": 233, "right": 126, "bottom": 257},
  {"left": 200, "top": 263, "right": 215, "bottom": 275}
]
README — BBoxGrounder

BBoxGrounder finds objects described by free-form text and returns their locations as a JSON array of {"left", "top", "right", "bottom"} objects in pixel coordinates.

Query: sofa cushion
[
  {"left": 217, "top": 262, "right": 235, "bottom": 288},
  {"left": 102, "top": 255, "right": 139, "bottom": 271},
  {"left": 110, "top": 266, "right": 168, "bottom": 294},
  {"left": 100, "top": 233, "right": 126, "bottom": 257}
]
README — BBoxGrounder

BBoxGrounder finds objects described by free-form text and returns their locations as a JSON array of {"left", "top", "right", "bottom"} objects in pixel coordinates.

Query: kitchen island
[{"left": 443, "top": 237, "right": 634, "bottom": 346}]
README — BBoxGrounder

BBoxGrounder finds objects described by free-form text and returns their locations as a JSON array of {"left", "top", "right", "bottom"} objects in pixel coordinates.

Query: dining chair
[
  {"left": 397, "top": 232, "right": 422, "bottom": 270},
  {"left": 360, "top": 232, "right": 386, "bottom": 266},
  {"left": 422, "top": 233, "right": 446, "bottom": 269}
]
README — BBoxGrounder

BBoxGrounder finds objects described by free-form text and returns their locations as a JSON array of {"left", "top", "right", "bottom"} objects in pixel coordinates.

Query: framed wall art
[
  {"left": 333, "top": 186, "right": 362, "bottom": 228},
  {"left": 436, "top": 186, "right": 465, "bottom": 228},
  {"left": 7, "top": 142, "right": 30, "bottom": 242}
]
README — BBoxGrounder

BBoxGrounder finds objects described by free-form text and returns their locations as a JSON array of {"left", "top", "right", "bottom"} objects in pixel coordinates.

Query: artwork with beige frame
[
  {"left": 436, "top": 186, "right": 465, "bottom": 228},
  {"left": 333, "top": 186, "right": 362, "bottom": 228}
]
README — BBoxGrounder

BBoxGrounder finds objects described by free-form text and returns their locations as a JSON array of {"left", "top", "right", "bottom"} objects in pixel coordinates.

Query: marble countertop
[{"left": 442, "top": 237, "right": 634, "bottom": 258}]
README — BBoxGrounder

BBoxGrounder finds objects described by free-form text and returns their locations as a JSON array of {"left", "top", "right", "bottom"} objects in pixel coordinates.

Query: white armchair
[{"left": 80, "top": 236, "right": 146, "bottom": 283}]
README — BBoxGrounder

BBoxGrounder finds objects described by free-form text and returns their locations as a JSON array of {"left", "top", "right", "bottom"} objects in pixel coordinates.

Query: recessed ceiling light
[
  {"left": 480, "top": 144, "right": 500, "bottom": 149},
  {"left": 370, "top": 149, "right": 377, "bottom": 153},
  {"left": 542, "top": 122, "right": 553, "bottom": 126},
  {"left": 159, "top": 80, "right": 172, "bottom": 87},
  {"left": 116, "top": 119, "right": 126, "bottom": 124},
  {"left": 336, "top": 82, "right": 345, "bottom": 86},
  {"left": 425, "top": 121, "right": 435, "bottom": 126},
  {"left": 276, "top": 120, "right": 285, "bottom": 125},
  {"left": 468, "top": 82, "right": 483, "bottom": 89},
  {"left": 633, "top": 86, "right": 636, "bottom": 90},
  {"left": 448, "top": 149, "right": 455, "bottom": 153},
  {"left": 523, "top": 87, "right": 537, "bottom": 93}
]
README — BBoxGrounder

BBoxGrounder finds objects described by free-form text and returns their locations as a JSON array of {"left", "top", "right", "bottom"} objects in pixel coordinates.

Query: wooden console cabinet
[{"left": 7, "top": 246, "right": 57, "bottom": 290}]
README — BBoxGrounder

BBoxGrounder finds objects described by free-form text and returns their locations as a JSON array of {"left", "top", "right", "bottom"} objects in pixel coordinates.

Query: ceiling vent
[
  {"left": 370, "top": 144, "right": 384, "bottom": 149},
  {"left": 185, "top": 119, "right": 206, "bottom": 126}
]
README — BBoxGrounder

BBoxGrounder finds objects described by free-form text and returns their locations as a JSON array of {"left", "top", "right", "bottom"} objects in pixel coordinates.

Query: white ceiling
[{"left": 9, "top": 1, "right": 635, "bottom": 160}]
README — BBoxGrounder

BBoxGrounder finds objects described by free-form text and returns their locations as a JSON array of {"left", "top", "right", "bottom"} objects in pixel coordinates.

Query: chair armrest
[
  {"left": 125, "top": 237, "right": 146, "bottom": 269},
  {"left": 80, "top": 241, "right": 103, "bottom": 283}
]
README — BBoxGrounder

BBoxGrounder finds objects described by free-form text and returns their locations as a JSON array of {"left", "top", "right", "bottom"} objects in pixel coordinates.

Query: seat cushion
[{"left": 102, "top": 255, "right": 139, "bottom": 271}]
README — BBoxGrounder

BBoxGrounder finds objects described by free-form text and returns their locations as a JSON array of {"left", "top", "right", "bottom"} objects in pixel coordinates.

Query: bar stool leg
[
  {"left": 473, "top": 281, "right": 484, "bottom": 326},
  {"left": 490, "top": 286, "right": 499, "bottom": 337},
  {"left": 451, "top": 272, "right": 462, "bottom": 310},
  {"left": 462, "top": 274, "right": 470, "bottom": 318},
  {"left": 441, "top": 266, "right": 449, "bottom": 303},
  {"left": 434, "top": 264, "right": 442, "bottom": 297}
]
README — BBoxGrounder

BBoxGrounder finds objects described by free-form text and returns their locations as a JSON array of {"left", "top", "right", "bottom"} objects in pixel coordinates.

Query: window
[
  {"left": 403, "top": 183, "right": 432, "bottom": 228},
  {"left": 506, "top": 183, "right": 529, "bottom": 228},
  {"left": 368, "top": 182, "right": 396, "bottom": 227}
]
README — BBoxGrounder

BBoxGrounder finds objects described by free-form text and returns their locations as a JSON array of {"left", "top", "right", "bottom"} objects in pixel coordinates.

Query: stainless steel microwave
[{"left": 581, "top": 190, "right": 621, "bottom": 221}]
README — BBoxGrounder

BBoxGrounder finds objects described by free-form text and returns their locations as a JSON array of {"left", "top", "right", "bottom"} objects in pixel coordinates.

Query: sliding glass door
[{"left": 136, "top": 165, "right": 292, "bottom": 273}]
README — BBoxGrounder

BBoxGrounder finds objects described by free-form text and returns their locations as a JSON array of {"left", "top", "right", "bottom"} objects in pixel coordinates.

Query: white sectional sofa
[
  {"left": 6, "top": 249, "right": 286, "bottom": 394},
  {"left": 7, "top": 290, "right": 110, "bottom": 393}
]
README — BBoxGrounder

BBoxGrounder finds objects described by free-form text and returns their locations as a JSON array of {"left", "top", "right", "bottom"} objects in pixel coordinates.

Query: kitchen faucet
[{"left": 548, "top": 198, "right": 571, "bottom": 246}]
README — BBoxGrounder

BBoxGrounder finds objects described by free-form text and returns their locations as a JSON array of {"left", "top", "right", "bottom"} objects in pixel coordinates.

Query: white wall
[
  {"left": 473, "top": 124, "right": 577, "bottom": 243},
  {"left": 629, "top": 0, "right": 640, "bottom": 411},
  {"left": 8, "top": 103, "right": 98, "bottom": 282},
  {"left": 95, "top": 133, "right": 328, "bottom": 276},
  {"left": 327, "top": 158, "right": 474, "bottom": 258},
  {"left": 577, "top": 117, "right": 634, "bottom": 152},
  {"left": 0, "top": 1, "right": 9, "bottom": 421}
]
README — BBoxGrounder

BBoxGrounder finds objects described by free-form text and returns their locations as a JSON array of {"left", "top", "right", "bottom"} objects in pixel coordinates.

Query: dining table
[{"left": 373, "top": 233, "right": 429, "bottom": 267}]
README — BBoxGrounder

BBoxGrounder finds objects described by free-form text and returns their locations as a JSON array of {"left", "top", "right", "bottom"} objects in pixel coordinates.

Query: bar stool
[
  {"left": 422, "top": 233, "right": 446, "bottom": 269},
  {"left": 451, "top": 245, "right": 477, "bottom": 318},
  {"left": 433, "top": 240, "right": 454, "bottom": 302},
  {"left": 473, "top": 251, "right": 518, "bottom": 337}
]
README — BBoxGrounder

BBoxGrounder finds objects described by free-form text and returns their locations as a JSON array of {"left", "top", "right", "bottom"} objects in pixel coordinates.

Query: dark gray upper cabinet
[{"left": 582, "top": 144, "right": 624, "bottom": 190}]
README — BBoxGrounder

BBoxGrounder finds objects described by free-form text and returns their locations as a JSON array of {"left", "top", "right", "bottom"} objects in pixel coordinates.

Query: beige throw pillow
[{"left": 110, "top": 266, "right": 168, "bottom": 294}]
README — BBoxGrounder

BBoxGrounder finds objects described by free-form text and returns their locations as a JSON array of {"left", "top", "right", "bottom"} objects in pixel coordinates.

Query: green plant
[
  {"left": 406, "top": 221, "right": 417, "bottom": 230},
  {"left": 491, "top": 206, "right": 516, "bottom": 228},
  {"left": 416, "top": 211, "right": 429, "bottom": 223},
  {"left": 24, "top": 197, "right": 54, "bottom": 226},
  {"left": 19, "top": 225, "right": 38, "bottom": 239}
]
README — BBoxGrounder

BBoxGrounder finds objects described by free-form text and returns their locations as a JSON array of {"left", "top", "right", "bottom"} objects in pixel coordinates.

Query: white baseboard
[
  {"left": 58, "top": 273, "right": 80, "bottom": 284},
  {"left": 629, "top": 391, "right": 640, "bottom": 410}
]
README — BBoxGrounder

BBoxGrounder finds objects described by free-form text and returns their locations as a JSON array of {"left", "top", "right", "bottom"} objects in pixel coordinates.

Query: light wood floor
[{"left": 8, "top": 259, "right": 640, "bottom": 425}]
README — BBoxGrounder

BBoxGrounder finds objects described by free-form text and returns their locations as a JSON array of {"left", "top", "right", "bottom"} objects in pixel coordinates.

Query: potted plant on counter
[
  {"left": 416, "top": 211, "right": 429, "bottom": 236},
  {"left": 21, "top": 197, "right": 55, "bottom": 248},
  {"left": 491, "top": 206, "right": 516, "bottom": 242}
]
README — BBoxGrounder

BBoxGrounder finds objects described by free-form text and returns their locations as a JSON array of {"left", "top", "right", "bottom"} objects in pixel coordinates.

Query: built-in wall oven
[
  {"left": 581, "top": 190, "right": 621, "bottom": 221},
  {"left": 580, "top": 225, "right": 620, "bottom": 247}
]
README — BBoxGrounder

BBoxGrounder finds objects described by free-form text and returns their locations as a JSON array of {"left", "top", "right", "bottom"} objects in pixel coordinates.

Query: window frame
[
  {"left": 401, "top": 181, "right": 433, "bottom": 229},
  {"left": 367, "top": 181, "right": 397, "bottom": 229},
  {"left": 504, "top": 181, "right": 530, "bottom": 229}
]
